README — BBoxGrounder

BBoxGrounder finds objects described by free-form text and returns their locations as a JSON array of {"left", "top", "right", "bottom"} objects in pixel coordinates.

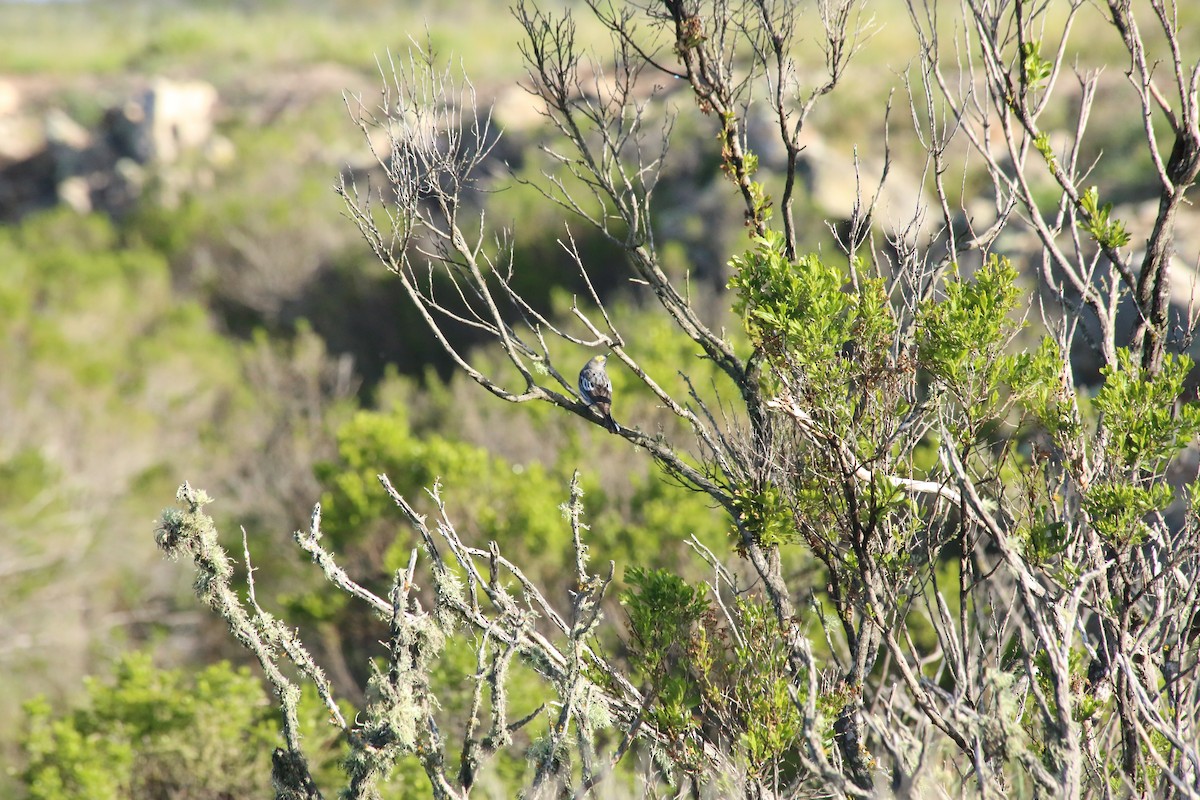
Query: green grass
[
  {"left": 3, "top": 0, "right": 1196, "bottom": 84},
  {"left": 0, "top": 0, "right": 550, "bottom": 81},
  {"left": 0, "top": 2, "right": 143, "bottom": 75}
]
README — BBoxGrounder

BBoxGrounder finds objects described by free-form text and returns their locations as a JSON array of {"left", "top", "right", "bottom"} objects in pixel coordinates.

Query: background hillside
[
  {"left": 4, "top": 1, "right": 1199, "bottom": 797},
  {"left": 0, "top": 3, "right": 743, "bottom": 794}
]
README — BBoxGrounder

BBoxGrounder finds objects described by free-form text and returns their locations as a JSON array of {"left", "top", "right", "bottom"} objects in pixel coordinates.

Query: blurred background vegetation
[{"left": 2, "top": 0, "right": 1195, "bottom": 796}]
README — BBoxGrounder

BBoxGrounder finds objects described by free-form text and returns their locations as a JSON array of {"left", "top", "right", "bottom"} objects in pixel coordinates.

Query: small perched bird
[{"left": 578, "top": 354, "right": 619, "bottom": 433}]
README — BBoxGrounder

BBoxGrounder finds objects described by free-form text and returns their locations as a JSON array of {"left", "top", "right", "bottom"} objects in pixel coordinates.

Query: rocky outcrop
[
  {"left": 793, "top": 134, "right": 933, "bottom": 241},
  {"left": 0, "top": 78, "right": 232, "bottom": 221}
]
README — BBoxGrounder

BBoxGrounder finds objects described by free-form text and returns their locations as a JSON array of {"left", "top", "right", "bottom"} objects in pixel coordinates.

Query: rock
[
  {"left": 106, "top": 157, "right": 147, "bottom": 214},
  {"left": 0, "top": 150, "right": 55, "bottom": 219},
  {"left": 57, "top": 175, "right": 91, "bottom": 214},
  {"left": 0, "top": 77, "right": 228, "bottom": 221},
  {"left": 44, "top": 109, "right": 92, "bottom": 184},
  {"left": 143, "top": 78, "right": 219, "bottom": 163},
  {"left": 103, "top": 99, "right": 152, "bottom": 163},
  {"left": 493, "top": 84, "right": 545, "bottom": 134},
  {"left": 204, "top": 134, "right": 236, "bottom": 168},
  {"left": 0, "top": 114, "right": 44, "bottom": 164},
  {"left": 44, "top": 108, "right": 91, "bottom": 151},
  {"left": 1105, "top": 201, "right": 1200, "bottom": 310},
  {"left": 987, "top": 199, "right": 1200, "bottom": 382},
  {"left": 794, "top": 132, "right": 933, "bottom": 240},
  {"left": 0, "top": 79, "right": 20, "bottom": 117},
  {"left": 744, "top": 104, "right": 790, "bottom": 173}
]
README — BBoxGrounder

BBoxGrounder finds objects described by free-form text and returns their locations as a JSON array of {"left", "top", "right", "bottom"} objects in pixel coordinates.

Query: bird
[{"left": 578, "top": 354, "right": 620, "bottom": 433}]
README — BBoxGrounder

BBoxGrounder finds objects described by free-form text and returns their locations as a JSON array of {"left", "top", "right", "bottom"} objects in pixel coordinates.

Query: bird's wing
[{"left": 582, "top": 373, "right": 612, "bottom": 403}]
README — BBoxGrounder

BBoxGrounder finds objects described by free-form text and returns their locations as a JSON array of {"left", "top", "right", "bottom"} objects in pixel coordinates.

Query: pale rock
[
  {"left": 44, "top": 108, "right": 90, "bottom": 150},
  {"left": 203, "top": 134, "right": 236, "bottom": 168},
  {"left": 0, "top": 114, "right": 44, "bottom": 163},
  {"left": 794, "top": 133, "right": 933, "bottom": 241},
  {"left": 493, "top": 84, "right": 545, "bottom": 133},
  {"left": 0, "top": 79, "right": 20, "bottom": 116},
  {"left": 57, "top": 175, "right": 91, "bottom": 214},
  {"left": 143, "top": 78, "right": 218, "bottom": 163}
]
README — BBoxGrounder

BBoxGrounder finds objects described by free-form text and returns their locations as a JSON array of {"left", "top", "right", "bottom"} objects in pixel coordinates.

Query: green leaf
[{"left": 1094, "top": 350, "right": 1200, "bottom": 468}]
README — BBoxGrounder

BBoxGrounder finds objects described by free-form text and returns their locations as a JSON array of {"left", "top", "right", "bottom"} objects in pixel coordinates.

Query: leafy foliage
[
  {"left": 918, "top": 255, "right": 1024, "bottom": 413},
  {"left": 1077, "top": 186, "right": 1132, "bottom": 249},
  {"left": 730, "top": 481, "right": 795, "bottom": 547},
  {"left": 315, "top": 408, "right": 571, "bottom": 585},
  {"left": 1020, "top": 40, "right": 1052, "bottom": 90},
  {"left": 729, "top": 229, "right": 896, "bottom": 442},
  {"left": 1092, "top": 348, "right": 1200, "bottom": 468},
  {"left": 21, "top": 653, "right": 344, "bottom": 800},
  {"left": 730, "top": 230, "right": 893, "bottom": 373},
  {"left": 622, "top": 569, "right": 809, "bottom": 786}
]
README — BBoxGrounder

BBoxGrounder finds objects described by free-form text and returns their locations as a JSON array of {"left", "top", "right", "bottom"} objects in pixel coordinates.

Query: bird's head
[{"left": 592, "top": 354, "right": 608, "bottom": 366}]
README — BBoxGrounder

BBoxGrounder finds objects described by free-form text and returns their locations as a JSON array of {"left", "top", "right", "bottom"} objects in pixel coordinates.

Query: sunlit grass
[{"left": 0, "top": 0, "right": 560, "bottom": 81}]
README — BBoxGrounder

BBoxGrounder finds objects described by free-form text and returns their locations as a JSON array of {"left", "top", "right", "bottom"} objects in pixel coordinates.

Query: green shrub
[{"left": 21, "top": 653, "right": 345, "bottom": 800}]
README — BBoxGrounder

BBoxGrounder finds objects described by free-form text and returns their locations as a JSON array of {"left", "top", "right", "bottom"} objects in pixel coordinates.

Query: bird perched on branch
[{"left": 578, "top": 354, "right": 620, "bottom": 433}]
